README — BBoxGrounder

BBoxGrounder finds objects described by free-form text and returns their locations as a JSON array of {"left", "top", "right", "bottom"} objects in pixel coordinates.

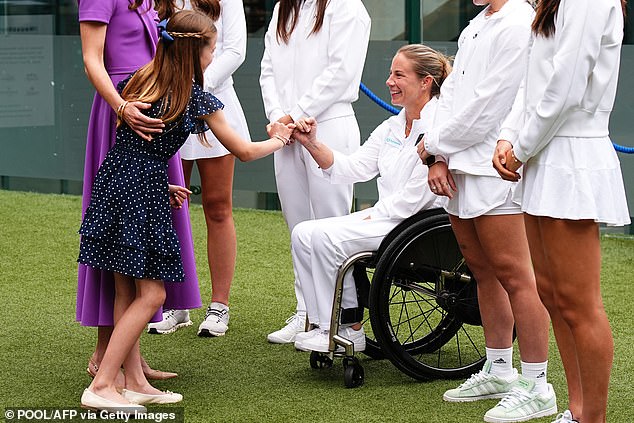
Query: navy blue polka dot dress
[{"left": 78, "top": 77, "right": 223, "bottom": 283}]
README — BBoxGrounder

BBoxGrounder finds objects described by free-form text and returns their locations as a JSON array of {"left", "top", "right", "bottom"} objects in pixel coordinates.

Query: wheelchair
[{"left": 306, "top": 208, "right": 486, "bottom": 388}]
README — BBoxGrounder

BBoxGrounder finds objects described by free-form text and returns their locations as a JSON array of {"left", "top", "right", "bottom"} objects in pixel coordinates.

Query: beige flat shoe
[
  {"left": 143, "top": 368, "right": 178, "bottom": 380},
  {"left": 86, "top": 358, "right": 99, "bottom": 378},
  {"left": 122, "top": 389, "right": 183, "bottom": 405},
  {"left": 81, "top": 389, "right": 146, "bottom": 413}
]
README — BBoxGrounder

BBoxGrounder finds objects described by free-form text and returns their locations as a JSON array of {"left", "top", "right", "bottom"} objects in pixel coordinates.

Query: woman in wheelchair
[{"left": 286, "top": 44, "right": 450, "bottom": 353}]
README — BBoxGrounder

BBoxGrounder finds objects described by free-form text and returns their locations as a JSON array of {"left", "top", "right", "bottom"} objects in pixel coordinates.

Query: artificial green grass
[{"left": 0, "top": 190, "right": 632, "bottom": 422}]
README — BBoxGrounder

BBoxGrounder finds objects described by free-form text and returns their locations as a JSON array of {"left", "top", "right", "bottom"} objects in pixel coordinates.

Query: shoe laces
[
  {"left": 553, "top": 410, "right": 577, "bottom": 423},
  {"left": 164, "top": 309, "right": 176, "bottom": 320},
  {"left": 205, "top": 306, "right": 227, "bottom": 323},
  {"left": 284, "top": 313, "right": 305, "bottom": 329},
  {"left": 459, "top": 370, "right": 492, "bottom": 388},
  {"left": 496, "top": 386, "right": 533, "bottom": 409}
]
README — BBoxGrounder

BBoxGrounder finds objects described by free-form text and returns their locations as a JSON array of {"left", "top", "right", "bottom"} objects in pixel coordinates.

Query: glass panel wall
[{"left": 0, "top": 1, "right": 632, "bottom": 216}]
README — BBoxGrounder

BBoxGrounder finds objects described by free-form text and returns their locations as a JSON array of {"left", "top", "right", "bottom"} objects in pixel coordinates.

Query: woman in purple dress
[{"left": 77, "top": 0, "right": 202, "bottom": 380}]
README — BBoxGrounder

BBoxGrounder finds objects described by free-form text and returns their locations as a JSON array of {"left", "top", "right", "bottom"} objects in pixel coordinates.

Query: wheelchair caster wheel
[
  {"left": 309, "top": 351, "right": 333, "bottom": 369},
  {"left": 343, "top": 361, "right": 364, "bottom": 388}
]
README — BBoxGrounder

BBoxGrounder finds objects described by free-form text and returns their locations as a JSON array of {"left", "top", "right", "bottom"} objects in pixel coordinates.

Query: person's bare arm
[{"left": 80, "top": 21, "right": 164, "bottom": 141}]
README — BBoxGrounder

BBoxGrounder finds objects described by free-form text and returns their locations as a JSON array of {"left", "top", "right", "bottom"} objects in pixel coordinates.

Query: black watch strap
[{"left": 424, "top": 155, "right": 436, "bottom": 166}]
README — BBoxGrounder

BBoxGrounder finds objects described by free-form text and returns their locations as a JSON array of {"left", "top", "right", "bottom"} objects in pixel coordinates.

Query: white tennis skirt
[
  {"left": 180, "top": 85, "right": 251, "bottom": 160},
  {"left": 520, "top": 135, "right": 631, "bottom": 226},
  {"left": 445, "top": 173, "right": 521, "bottom": 219}
]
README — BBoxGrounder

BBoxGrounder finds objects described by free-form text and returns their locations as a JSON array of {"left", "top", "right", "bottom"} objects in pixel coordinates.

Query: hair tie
[{"left": 158, "top": 19, "right": 174, "bottom": 44}]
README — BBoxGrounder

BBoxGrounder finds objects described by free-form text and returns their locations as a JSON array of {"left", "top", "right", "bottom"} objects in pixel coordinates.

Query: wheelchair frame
[{"left": 307, "top": 208, "right": 486, "bottom": 388}]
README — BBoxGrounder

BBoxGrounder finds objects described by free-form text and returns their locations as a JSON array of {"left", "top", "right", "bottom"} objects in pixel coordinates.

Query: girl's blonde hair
[
  {"left": 396, "top": 44, "right": 452, "bottom": 97},
  {"left": 120, "top": 10, "right": 217, "bottom": 127}
]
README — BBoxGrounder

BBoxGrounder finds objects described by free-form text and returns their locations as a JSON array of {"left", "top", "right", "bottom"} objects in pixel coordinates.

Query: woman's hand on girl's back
[{"left": 122, "top": 101, "right": 165, "bottom": 142}]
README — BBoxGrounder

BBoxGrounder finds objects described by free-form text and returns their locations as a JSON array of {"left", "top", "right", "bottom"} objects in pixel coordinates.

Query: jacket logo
[{"left": 385, "top": 137, "right": 402, "bottom": 148}]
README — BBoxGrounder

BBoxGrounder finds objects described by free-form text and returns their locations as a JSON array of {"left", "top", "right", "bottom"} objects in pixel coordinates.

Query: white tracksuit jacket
[
  {"left": 499, "top": 0, "right": 630, "bottom": 225},
  {"left": 291, "top": 98, "right": 446, "bottom": 327},
  {"left": 423, "top": 0, "right": 534, "bottom": 176}
]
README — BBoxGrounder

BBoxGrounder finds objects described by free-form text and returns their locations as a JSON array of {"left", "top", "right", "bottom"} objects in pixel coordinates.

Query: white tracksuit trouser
[
  {"left": 274, "top": 115, "right": 360, "bottom": 313},
  {"left": 290, "top": 211, "right": 402, "bottom": 326}
]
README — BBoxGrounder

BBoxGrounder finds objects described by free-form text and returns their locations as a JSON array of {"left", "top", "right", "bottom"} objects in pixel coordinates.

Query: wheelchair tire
[{"left": 369, "top": 212, "right": 486, "bottom": 380}]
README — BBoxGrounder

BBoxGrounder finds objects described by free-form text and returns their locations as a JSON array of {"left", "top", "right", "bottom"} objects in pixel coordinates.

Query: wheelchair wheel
[{"left": 369, "top": 212, "right": 485, "bottom": 380}]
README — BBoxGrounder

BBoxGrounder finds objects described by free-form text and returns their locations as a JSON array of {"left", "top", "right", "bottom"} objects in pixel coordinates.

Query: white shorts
[{"left": 445, "top": 173, "right": 521, "bottom": 218}]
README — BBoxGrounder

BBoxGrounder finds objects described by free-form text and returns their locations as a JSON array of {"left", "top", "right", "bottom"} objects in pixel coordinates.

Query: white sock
[
  {"left": 522, "top": 360, "right": 549, "bottom": 394},
  {"left": 486, "top": 346, "right": 515, "bottom": 380}
]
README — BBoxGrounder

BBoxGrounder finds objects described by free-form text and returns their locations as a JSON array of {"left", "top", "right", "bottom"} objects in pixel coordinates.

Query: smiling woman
[{"left": 276, "top": 44, "right": 451, "bottom": 355}]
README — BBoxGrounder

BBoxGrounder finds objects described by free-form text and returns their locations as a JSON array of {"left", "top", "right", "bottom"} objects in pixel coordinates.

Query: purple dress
[{"left": 76, "top": 0, "right": 202, "bottom": 326}]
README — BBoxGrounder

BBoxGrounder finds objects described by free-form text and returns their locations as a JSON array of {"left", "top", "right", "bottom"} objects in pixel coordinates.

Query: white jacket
[
  {"left": 423, "top": 0, "right": 534, "bottom": 176},
  {"left": 500, "top": 0, "right": 624, "bottom": 162},
  {"left": 259, "top": 0, "right": 370, "bottom": 123},
  {"left": 183, "top": 0, "right": 246, "bottom": 93},
  {"left": 204, "top": 0, "right": 247, "bottom": 93},
  {"left": 325, "top": 98, "right": 445, "bottom": 220}
]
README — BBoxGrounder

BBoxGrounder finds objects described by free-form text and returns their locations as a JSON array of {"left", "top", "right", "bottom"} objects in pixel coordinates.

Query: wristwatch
[{"left": 422, "top": 154, "right": 436, "bottom": 167}]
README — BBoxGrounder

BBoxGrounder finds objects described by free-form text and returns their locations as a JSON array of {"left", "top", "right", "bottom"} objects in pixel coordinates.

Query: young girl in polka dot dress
[{"left": 78, "top": 10, "right": 293, "bottom": 412}]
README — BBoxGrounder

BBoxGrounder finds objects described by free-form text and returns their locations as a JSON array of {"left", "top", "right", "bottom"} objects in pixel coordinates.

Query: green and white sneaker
[
  {"left": 484, "top": 376, "right": 557, "bottom": 423},
  {"left": 552, "top": 410, "right": 578, "bottom": 423},
  {"left": 444, "top": 360, "right": 518, "bottom": 402}
]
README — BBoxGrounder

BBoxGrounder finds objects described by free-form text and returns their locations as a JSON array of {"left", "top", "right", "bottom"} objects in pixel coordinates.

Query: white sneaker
[
  {"left": 147, "top": 310, "right": 192, "bottom": 334},
  {"left": 294, "top": 328, "right": 321, "bottom": 351},
  {"left": 197, "top": 302, "right": 229, "bottom": 337},
  {"left": 267, "top": 313, "right": 306, "bottom": 344},
  {"left": 552, "top": 410, "right": 578, "bottom": 423},
  {"left": 297, "top": 326, "right": 366, "bottom": 353},
  {"left": 484, "top": 377, "right": 557, "bottom": 423},
  {"left": 443, "top": 360, "right": 518, "bottom": 402}
]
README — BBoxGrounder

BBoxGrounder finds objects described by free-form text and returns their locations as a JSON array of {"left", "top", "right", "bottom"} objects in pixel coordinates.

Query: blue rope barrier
[
  {"left": 359, "top": 82, "right": 634, "bottom": 154},
  {"left": 613, "top": 143, "right": 634, "bottom": 154},
  {"left": 359, "top": 82, "right": 400, "bottom": 115}
]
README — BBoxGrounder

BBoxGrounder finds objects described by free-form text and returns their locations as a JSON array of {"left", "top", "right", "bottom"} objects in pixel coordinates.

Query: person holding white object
[
  {"left": 260, "top": 0, "right": 371, "bottom": 344},
  {"left": 493, "top": 0, "right": 630, "bottom": 421},
  {"left": 287, "top": 45, "right": 449, "bottom": 353}
]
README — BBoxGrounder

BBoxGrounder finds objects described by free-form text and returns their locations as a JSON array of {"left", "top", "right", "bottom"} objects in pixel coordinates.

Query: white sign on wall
[{"left": 0, "top": 15, "right": 54, "bottom": 128}]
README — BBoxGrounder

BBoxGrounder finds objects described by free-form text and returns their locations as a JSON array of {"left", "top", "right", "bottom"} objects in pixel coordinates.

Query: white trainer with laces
[
  {"left": 197, "top": 302, "right": 229, "bottom": 337},
  {"left": 551, "top": 410, "right": 578, "bottom": 423},
  {"left": 484, "top": 376, "right": 557, "bottom": 423},
  {"left": 267, "top": 313, "right": 306, "bottom": 344},
  {"left": 147, "top": 309, "right": 192, "bottom": 334},
  {"left": 296, "top": 326, "right": 366, "bottom": 353},
  {"left": 444, "top": 360, "right": 518, "bottom": 402}
]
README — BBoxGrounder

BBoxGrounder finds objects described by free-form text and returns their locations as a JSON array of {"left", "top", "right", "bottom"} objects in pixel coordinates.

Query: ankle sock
[
  {"left": 486, "top": 346, "right": 515, "bottom": 380},
  {"left": 521, "top": 360, "right": 549, "bottom": 394}
]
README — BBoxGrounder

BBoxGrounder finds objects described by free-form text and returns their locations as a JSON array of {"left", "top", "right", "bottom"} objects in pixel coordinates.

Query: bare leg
[
  {"left": 525, "top": 214, "right": 583, "bottom": 418},
  {"left": 89, "top": 274, "right": 166, "bottom": 402},
  {"left": 196, "top": 155, "right": 236, "bottom": 306},
  {"left": 472, "top": 214, "right": 550, "bottom": 362},
  {"left": 450, "top": 216, "right": 515, "bottom": 349},
  {"left": 531, "top": 216, "right": 612, "bottom": 423}
]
